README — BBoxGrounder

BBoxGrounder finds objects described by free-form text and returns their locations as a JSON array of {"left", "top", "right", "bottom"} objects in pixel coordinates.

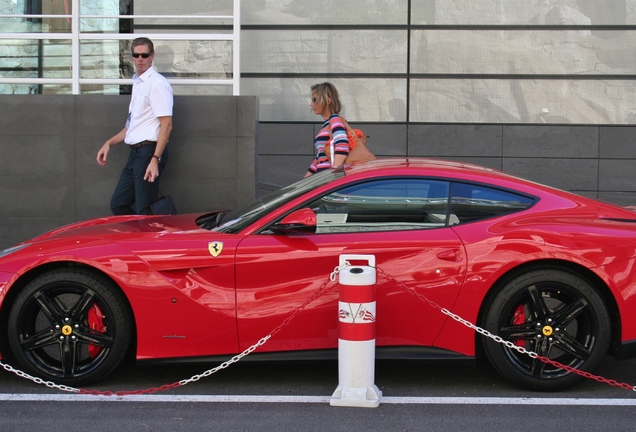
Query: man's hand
[
  {"left": 96, "top": 142, "right": 110, "bottom": 166},
  {"left": 97, "top": 129, "right": 125, "bottom": 166},
  {"left": 144, "top": 159, "right": 159, "bottom": 182}
]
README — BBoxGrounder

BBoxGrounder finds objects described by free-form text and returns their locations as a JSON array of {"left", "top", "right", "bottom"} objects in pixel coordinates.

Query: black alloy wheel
[
  {"left": 7, "top": 269, "right": 133, "bottom": 386},
  {"left": 481, "top": 268, "right": 611, "bottom": 391}
]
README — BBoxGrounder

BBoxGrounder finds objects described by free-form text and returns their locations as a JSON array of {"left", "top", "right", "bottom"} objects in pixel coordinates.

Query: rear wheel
[
  {"left": 481, "top": 268, "right": 610, "bottom": 391},
  {"left": 7, "top": 269, "right": 133, "bottom": 386}
]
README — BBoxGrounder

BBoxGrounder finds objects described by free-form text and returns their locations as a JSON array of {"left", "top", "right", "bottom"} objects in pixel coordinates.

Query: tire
[
  {"left": 7, "top": 269, "right": 133, "bottom": 387},
  {"left": 480, "top": 268, "right": 611, "bottom": 391}
]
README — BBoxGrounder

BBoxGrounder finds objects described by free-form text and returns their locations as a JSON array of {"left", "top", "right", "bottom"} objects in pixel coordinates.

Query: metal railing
[{"left": 0, "top": 0, "right": 241, "bottom": 95}]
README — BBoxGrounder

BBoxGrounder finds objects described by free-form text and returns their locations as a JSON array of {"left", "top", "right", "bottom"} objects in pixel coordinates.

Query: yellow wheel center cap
[
  {"left": 542, "top": 326, "right": 554, "bottom": 337},
  {"left": 61, "top": 325, "right": 73, "bottom": 336}
]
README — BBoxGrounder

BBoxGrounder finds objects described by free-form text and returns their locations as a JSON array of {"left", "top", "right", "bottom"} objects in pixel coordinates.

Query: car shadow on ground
[
  {"left": 2, "top": 355, "right": 635, "bottom": 398},
  {"left": 72, "top": 355, "right": 636, "bottom": 398}
]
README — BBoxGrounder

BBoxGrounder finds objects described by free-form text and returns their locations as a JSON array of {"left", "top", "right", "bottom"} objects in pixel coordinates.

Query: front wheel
[
  {"left": 7, "top": 269, "right": 134, "bottom": 386},
  {"left": 480, "top": 268, "right": 611, "bottom": 391}
]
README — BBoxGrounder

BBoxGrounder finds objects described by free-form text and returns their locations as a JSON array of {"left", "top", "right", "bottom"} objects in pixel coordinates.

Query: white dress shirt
[{"left": 124, "top": 65, "right": 173, "bottom": 145}]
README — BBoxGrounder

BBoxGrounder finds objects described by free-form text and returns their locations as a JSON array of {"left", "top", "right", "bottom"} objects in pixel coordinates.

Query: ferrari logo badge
[{"left": 208, "top": 241, "right": 223, "bottom": 257}]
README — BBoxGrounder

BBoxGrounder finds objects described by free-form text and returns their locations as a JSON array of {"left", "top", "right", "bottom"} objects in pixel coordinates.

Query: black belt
[{"left": 129, "top": 140, "right": 156, "bottom": 148}]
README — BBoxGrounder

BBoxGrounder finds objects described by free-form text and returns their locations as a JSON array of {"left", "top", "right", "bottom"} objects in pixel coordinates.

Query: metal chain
[
  {"left": 0, "top": 361, "right": 80, "bottom": 393},
  {"left": 375, "top": 266, "right": 636, "bottom": 392}
]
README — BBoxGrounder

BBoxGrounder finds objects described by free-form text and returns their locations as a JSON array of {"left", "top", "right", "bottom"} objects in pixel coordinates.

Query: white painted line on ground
[{"left": 0, "top": 393, "right": 635, "bottom": 405}]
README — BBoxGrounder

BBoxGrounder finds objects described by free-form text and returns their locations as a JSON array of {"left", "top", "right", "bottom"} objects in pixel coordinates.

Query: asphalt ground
[{"left": 1, "top": 355, "right": 635, "bottom": 432}]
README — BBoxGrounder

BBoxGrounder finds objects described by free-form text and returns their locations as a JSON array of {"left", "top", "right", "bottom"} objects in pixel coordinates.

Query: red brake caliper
[
  {"left": 87, "top": 303, "right": 106, "bottom": 358},
  {"left": 512, "top": 305, "right": 526, "bottom": 347}
]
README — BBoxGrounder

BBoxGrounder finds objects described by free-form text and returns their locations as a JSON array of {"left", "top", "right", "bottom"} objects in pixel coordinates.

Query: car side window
[
  {"left": 305, "top": 179, "right": 451, "bottom": 233},
  {"left": 450, "top": 182, "right": 535, "bottom": 224}
]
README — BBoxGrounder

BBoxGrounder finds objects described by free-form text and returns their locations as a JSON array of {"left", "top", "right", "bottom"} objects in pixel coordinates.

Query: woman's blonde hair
[{"left": 311, "top": 82, "right": 342, "bottom": 114}]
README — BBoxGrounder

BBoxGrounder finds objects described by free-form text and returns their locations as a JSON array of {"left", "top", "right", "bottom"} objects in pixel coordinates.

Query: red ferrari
[{"left": 1, "top": 158, "right": 636, "bottom": 391}]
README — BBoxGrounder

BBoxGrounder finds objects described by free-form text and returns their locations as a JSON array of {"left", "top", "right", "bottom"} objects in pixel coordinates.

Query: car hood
[
  {"left": 26, "top": 213, "right": 212, "bottom": 244},
  {"left": 0, "top": 212, "right": 235, "bottom": 276}
]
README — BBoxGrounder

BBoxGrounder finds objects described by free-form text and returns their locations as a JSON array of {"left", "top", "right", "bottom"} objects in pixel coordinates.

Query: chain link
[
  {"left": 0, "top": 360, "right": 80, "bottom": 393},
  {"left": 3, "top": 263, "right": 635, "bottom": 393},
  {"left": 330, "top": 262, "right": 350, "bottom": 282}
]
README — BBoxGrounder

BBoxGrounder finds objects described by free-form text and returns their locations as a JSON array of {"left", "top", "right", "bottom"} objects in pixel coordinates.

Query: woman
[{"left": 305, "top": 82, "right": 350, "bottom": 177}]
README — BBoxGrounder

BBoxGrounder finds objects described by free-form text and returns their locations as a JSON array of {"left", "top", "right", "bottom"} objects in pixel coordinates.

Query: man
[{"left": 97, "top": 37, "right": 173, "bottom": 215}]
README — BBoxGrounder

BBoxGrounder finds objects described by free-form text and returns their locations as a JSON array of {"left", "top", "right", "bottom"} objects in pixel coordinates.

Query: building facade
[{"left": 2, "top": 0, "right": 636, "bottom": 243}]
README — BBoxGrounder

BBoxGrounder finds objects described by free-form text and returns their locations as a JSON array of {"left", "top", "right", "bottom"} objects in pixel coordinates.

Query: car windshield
[{"left": 207, "top": 169, "right": 346, "bottom": 234}]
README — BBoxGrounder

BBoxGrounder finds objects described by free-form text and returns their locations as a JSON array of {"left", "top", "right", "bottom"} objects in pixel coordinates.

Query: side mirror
[{"left": 270, "top": 208, "right": 317, "bottom": 235}]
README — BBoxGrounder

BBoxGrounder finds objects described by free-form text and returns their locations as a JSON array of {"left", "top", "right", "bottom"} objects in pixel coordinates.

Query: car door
[{"left": 234, "top": 178, "right": 467, "bottom": 352}]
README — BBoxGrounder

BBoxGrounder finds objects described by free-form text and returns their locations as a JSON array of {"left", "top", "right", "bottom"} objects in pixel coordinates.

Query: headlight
[{"left": 0, "top": 244, "right": 29, "bottom": 259}]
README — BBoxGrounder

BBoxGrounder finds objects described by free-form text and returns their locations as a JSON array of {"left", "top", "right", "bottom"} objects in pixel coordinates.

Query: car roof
[
  {"left": 344, "top": 158, "right": 525, "bottom": 184},
  {"left": 346, "top": 157, "right": 501, "bottom": 173}
]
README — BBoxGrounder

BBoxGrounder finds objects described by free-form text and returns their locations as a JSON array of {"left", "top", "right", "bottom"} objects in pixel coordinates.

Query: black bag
[{"left": 151, "top": 195, "right": 177, "bottom": 215}]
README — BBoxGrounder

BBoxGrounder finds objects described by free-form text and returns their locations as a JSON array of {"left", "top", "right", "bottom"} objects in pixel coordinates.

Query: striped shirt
[{"left": 308, "top": 114, "right": 350, "bottom": 174}]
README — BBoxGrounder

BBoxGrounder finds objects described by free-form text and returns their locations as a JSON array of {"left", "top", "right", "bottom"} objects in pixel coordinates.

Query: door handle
[{"left": 437, "top": 249, "right": 462, "bottom": 262}]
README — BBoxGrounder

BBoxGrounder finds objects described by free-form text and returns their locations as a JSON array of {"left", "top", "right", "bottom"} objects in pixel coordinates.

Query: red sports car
[{"left": 1, "top": 158, "right": 636, "bottom": 391}]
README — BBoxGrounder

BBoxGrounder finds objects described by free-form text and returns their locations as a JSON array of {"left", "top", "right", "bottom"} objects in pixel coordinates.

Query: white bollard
[{"left": 330, "top": 254, "right": 382, "bottom": 408}]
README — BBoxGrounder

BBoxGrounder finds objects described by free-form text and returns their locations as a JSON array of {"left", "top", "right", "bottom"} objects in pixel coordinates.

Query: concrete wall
[
  {"left": 0, "top": 95, "right": 259, "bottom": 249},
  {"left": 4, "top": 94, "right": 636, "bottom": 250},
  {"left": 258, "top": 123, "right": 636, "bottom": 206}
]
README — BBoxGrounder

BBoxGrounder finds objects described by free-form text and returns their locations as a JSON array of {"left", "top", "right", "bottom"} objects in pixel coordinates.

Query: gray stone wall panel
[
  {"left": 75, "top": 177, "right": 119, "bottom": 222},
  {"left": 163, "top": 178, "right": 237, "bottom": 214},
  {"left": 503, "top": 126, "right": 598, "bottom": 158},
  {"left": 599, "top": 127, "right": 636, "bottom": 159},
  {"left": 236, "top": 136, "right": 258, "bottom": 208},
  {"left": 75, "top": 135, "right": 128, "bottom": 179},
  {"left": 237, "top": 97, "right": 259, "bottom": 138},
  {"left": 408, "top": 125, "right": 502, "bottom": 157},
  {"left": 0, "top": 176, "right": 75, "bottom": 218},
  {"left": 599, "top": 159, "right": 636, "bottom": 191},
  {"left": 168, "top": 136, "right": 237, "bottom": 179},
  {"left": 259, "top": 123, "right": 316, "bottom": 155},
  {"left": 172, "top": 96, "right": 238, "bottom": 138},
  {"left": 599, "top": 192, "right": 636, "bottom": 206},
  {"left": 356, "top": 124, "right": 405, "bottom": 157},
  {"left": 0, "top": 95, "right": 75, "bottom": 136},
  {"left": 0, "top": 135, "right": 74, "bottom": 177},
  {"left": 75, "top": 96, "right": 130, "bottom": 136},
  {"left": 503, "top": 158, "right": 598, "bottom": 191}
]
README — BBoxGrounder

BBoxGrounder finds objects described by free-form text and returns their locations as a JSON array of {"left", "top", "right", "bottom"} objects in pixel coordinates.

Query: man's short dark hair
[{"left": 131, "top": 37, "right": 154, "bottom": 54}]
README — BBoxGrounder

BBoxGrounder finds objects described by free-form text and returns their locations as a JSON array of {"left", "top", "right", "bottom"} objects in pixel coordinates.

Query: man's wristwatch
[{"left": 152, "top": 155, "right": 162, "bottom": 163}]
